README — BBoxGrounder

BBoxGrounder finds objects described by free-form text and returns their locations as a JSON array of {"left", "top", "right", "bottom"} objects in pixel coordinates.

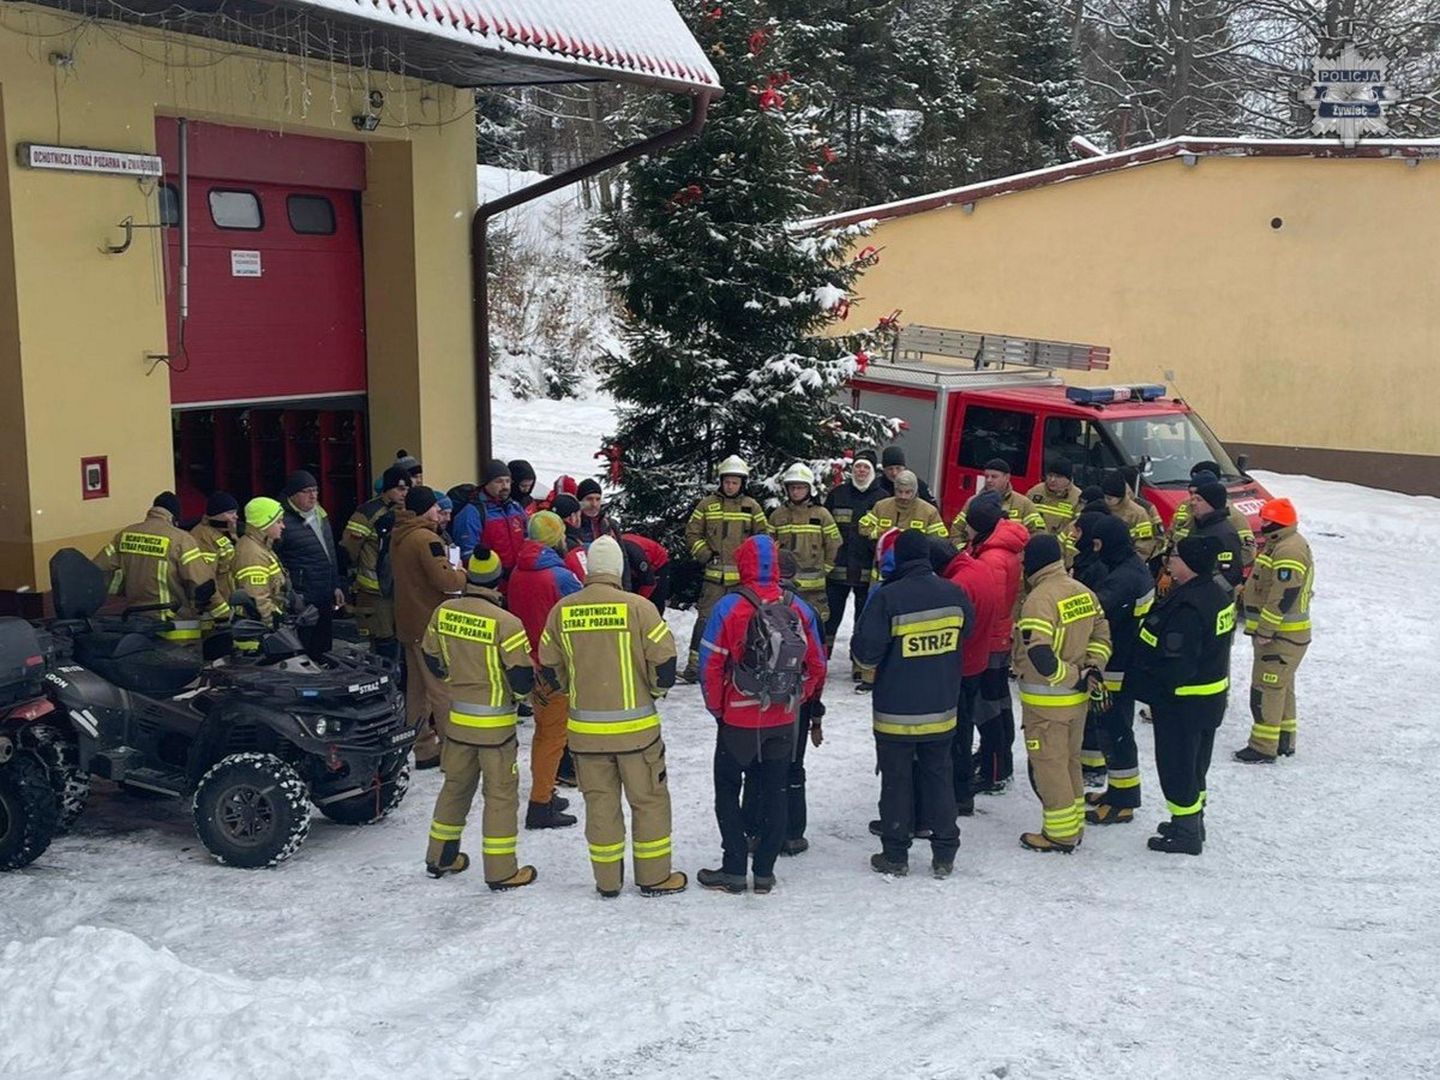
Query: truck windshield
[{"left": 1100, "top": 413, "right": 1242, "bottom": 486}]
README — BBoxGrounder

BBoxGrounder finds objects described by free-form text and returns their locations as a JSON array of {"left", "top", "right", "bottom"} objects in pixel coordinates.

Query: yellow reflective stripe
[
  {"left": 502, "top": 629, "right": 530, "bottom": 653},
  {"left": 776, "top": 524, "right": 824, "bottom": 534},
  {"left": 1139, "top": 627, "right": 1158, "bottom": 647},
  {"left": 567, "top": 714, "right": 660, "bottom": 736},
  {"left": 1108, "top": 773, "right": 1141, "bottom": 789},
  {"left": 632, "top": 837, "right": 671, "bottom": 858},
  {"left": 1019, "top": 689, "right": 1088, "bottom": 707},
  {"left": 197, "top": 551, "right": 218, "bottom": 564},
  {"left": 429, "top": 821, "right": 464, "bottom": 841},
  {"left": 1175, "top": 677, "right": 1229, "bottom": 697},
  {"left": 1016, "top": 618, "right": 1055, "bottom": 634},
  {"left": 482, "top": 835, "right": 518, "bottom": 854},
  {"left": 647, "top": 621, "right": 671, "bottom": 644},
  {"left": 1270, "top": 560, "right": 1308, "bottom": 574},
  {"left": 618, "top": 631, "right": 636, "bottom": 711},
  {"left": 1130, "top": 521, "right": 1153, "bottom": 538},
  {"left": 158, "top": 627, "right": 202, "bottom": 642},
  {"left": 448, "top": 709, "right": 516, "bottom": 729},
  {"left": 156, "top": 562, "right": 171, "bottom": 608},
  {"left": 926, "top": 522, "right": 948, "bottom": 537},
  {"left": 179, "top": 546, "right": 205, "bottom": 566},
  {"left": 690, "top": 540, "right": 709, "bottom": 557},
  {"left": 1166, "top": 796, "right": 1204, "bottom": 817},
  {"left": 1251, "top": 722, "right": 1282, "bottom": 737},
  {"left": 1079, "top": 751, "right": 1107, "bottom": 768},
  {"left": 1087, "top": 641, "right": 1113, "bottom": 661},
  {"left": 891, "top": 615, "right": 963, "bottom": 637},
  {"left": 486, "top": 641, "right": 507, "bottom": 708},
  {"left": 589, "top": 840, "right": 626, "bottom": 863},
  {"left": 209, "top": 601, "right": 232, "bottom": 619},
  {"left": 873, "top": 716, "right": 957, "bottom": 737},
  {"left": 345, "top": 520, "right": 375, "bottom": 537},
  {"left": 356, "top": 572, "right": 381, "bottom": 592}
]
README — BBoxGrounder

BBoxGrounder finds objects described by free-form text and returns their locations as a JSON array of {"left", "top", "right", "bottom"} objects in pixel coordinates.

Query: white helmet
[
  {"left": 780, "top": 463, "right": 815, "bottom": 491},
  {"left": 717, "top": 455, "right": 750, "bottom": 479}
]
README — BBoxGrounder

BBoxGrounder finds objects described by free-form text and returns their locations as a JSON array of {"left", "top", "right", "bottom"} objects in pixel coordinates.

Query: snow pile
[{"left": 479, "top": 165, "right": 620, "bottom": 401}]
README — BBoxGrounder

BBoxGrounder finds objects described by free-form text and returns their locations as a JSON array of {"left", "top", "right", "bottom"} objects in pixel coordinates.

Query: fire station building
[
  {"left": 811, "top": 138, "right": 1440, "bottom": 495},
  {"left": 0, "top": 1, "right": 716, "bottom": 594}
]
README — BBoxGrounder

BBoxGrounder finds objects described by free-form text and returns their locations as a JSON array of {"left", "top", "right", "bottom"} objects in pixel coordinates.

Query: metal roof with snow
[{"left": 805, "top": 136, "right": 1440, "bottom": 230}]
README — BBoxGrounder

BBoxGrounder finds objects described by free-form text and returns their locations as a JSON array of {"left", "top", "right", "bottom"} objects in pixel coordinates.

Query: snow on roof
[
  {"left": 803, "top": 136, "right": 1440, "bottom": 230},
  {"left": 293, "top": 0, "right": 719, "bottom": 94}
]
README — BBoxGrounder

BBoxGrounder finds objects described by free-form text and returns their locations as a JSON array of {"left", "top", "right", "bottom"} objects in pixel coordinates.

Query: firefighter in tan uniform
[
  {"left": 231, "top": 499, "right": 290, "bottom": 644},
  {"left": 190, "top": 492, "right": 239, "bottom": 604},
  {"left": 770, "top": 463, "right": 842, "bottom": 624},
  {"left": 421, "top": 549, "right": 538, "bottom": 890},
  {"left": 340, "top": 464, "right": 411, "bottom": 662},
  {"left": 680, "top": 456, "right": 770, "bottom": 681},
  {"left": 1102, "top": 472, "right": 1162, "bottom": 561},
  {"left": 1167, "top": 467, "right": 1255, "bottom": 571},
  {"left": 1012, "top": 534, "right": 1112, "bottom": 853},
  {"left": 858, "top": 470, "right": 947, "bottom": 549},
  {"left": 93, "top": 492, "right": 228, "bottom": 641},
  {"left": 1235, "top": 498, "right": 1314, "bottom": 763},
  {"left": 1026, "top": 459, "right": 1081, "bottom": 564},
  {"left": 951, "top": 458, "right": 1045, "bottom": 542},
  {"left": 538, "top": 536, "right": 687, "bottom": 898}
]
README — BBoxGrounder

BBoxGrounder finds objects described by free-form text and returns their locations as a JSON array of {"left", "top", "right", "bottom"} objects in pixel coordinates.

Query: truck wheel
[
  {"left": 27, "top": 724, "right": 89, "bottom": 832},
  {"left": 0, "top": 755, "right": 60, "bottom": 870},
  {"left": 318, "top": 761, "right": 410, "bottom": 826},
  {"left": 192, "top": 753, "right": 311, "bottom": 869}
]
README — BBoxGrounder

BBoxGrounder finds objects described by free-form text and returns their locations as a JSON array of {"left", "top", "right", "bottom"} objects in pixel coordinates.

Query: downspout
[{"left": 472, "top": 92, "right": 713, "bottom": 472}]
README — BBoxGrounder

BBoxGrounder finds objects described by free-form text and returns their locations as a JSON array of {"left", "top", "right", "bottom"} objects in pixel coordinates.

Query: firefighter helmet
[
  {"left": 717, "top": 455, "right": 750, "bottom": 479},
  {"left": 780, "top": 463, "right": 815, "bottom": 491},
  {"left": 1259, "top": 497, "right": 1298, "bottom": 528}
]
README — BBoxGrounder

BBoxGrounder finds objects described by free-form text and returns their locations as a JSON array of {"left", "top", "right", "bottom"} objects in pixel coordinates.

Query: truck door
[
  {"left": 944, "top": 399, "right": 1036, "bottom": 519},
  {"left": 1040, "top": 415, "right": 1125, "bottom": 490}
]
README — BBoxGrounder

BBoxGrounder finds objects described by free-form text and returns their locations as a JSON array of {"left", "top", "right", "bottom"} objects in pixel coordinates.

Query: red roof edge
[{"left": 803, "top": 136, "right": 1440, "bottom": 230}]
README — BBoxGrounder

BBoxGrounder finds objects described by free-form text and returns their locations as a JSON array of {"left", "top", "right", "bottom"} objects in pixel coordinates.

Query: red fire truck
[{"left": 843, "top": 325, "right": 1272, "bottom": 530}]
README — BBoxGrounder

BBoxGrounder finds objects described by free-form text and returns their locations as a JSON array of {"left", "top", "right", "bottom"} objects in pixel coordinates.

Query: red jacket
[
  {"left": 507, "top": 540, "right": 583, "bottom": 660},
  {"left": 700, "top": 535, "right": 826, "bottom": 729},
  {"left": 943, "top": 550, "right": 1004, "bottom": 677},
  {"left": 621, "top": 533, "right": 669, "bottom": 599},
  {"left": 971, "top": 519, "right": 1027, "bottom": 652}
]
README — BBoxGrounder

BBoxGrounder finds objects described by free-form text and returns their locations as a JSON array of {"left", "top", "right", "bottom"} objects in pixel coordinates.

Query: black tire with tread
[
  {"left": 317, "top": 760, "right": 410, "bottom": 826},
  {"left": 192, "top": 752, "right": 311, "bottom": 868},
  {"left": 0, "top": 755, "right": 60, "bottom": 870},
  {"left": 26, "top": 724, "right": 89, "bottom": 832}
]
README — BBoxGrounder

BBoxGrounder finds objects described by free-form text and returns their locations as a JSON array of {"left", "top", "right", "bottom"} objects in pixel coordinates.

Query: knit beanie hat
[
  {"left": 587, "top": 535, "right": 624, "bottom": 579},
  {"left": 552, "top": 493, "right": 582, "bottom": 520},
  {"left": 381, "top": 465, "right": 412, "bottom": 494},
  {"left": 1045, "top": 457, "right": 1073, "bottom": 479},
  {"left": 205, "top": 491, "right": 239, "bottom": 516},
  {"left": 152, "top": 491, "right": 183, "bottom": 519},
  {"left": 927, "top": 538, "right": 958, "bottom": 574},
  {"left": 854, "top": 449, "right": 878, "bottom": 466},
  {"left": 1188, "top": 469, "right": 1219, "bottom": 489},
  {"left": 983, "top": 457, "right": 1011, "bottom": 475},
  {"left": 895, "top": 528, "right": 931, "bottom": 565},
  {"left": 283, "top": 470, "right": 318, "bottom": 497},
  {"left": 435, "top": 493, "right": 453, "bottom": 513},
  {"left": 528, "top": 510, "right": 567, "bottom": 551},
  {"left": 395, "top": 450, "right": 422, "bottom": 477},
  {"left": 881, "top": 446, "right": 906, "bottom": 468},
  {"left": 1177, "top": 535, "right": 1220, "bottom": 577},
  {"left": 576, "top": 478, "right": 603, "bottom": 501},
  {"left": 481, "top": 459, "right": 510, "bottom": 487},
  {"left": 966, "top": 493, "right": 1004, "bottom": 538},
  {"left": 1196, "top": 481, "right": 1228, "bottom": 512},
  {"left": 1102, "top": 472, "right": 1129, "bottom": 499},
  {"left": 245, "top": 496, "right": 284, "bottom": 531},
  {"left": 405, "top": 485, "right": 438, "bottom": 515},
  {"left": 467, "top": 547, "right": 502, "bottom": 587},
  {"left": 1023, "top": 533, "right": 1063, "bottom": 578}
]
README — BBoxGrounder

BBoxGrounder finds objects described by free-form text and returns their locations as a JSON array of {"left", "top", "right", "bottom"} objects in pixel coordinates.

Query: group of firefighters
[{"left": 88, "top": 441, "right": 1314, "bottom": 895}]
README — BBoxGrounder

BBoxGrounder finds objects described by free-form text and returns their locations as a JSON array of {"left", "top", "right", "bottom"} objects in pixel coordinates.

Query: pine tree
[{"left": 593, "top": 0, "right": 895, "bottom": 552}]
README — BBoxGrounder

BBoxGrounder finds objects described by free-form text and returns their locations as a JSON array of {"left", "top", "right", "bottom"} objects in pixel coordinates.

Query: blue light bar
[{"left": 1065, "top": 384, "right": 1167, "bottom": 405}]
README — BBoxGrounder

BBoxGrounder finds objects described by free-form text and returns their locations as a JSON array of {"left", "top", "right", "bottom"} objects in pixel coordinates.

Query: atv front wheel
[
  {"left": 318, "top": 760, "right": 411, "bottom": 826},
  {"left": 192, "top": 753, "right": 311, "bottom": 868},
  {"left": 27, "top": 724, "right": 89, "bottom": 832},
  {"left": 0, "top": 755, "right": 60, "bottom": 870}
]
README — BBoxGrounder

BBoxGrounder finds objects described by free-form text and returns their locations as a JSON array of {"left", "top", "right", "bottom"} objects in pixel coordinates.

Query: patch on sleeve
[
  {"left": 429, "top": 542, "right": 445, "bottom": 557},
  {"left": 1277, "top": 568, "right": 1292, "bottom": 582}
]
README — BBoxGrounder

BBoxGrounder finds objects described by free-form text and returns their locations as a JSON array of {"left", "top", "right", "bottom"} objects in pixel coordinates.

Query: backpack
[{"left": 733, "top": 586, "right": 808, "bottom": 711}]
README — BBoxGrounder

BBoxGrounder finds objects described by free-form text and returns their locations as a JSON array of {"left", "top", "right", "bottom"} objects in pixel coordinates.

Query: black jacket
[
  {"left": 580, "top": 509, "right": 619, "bottom": 545},
  {"left": 1124, "top": 573, "right": 1235, "bottom": 710},
  {"left": 824, "top": 480, "right": 886, "bottom": 585},
  {"left": 1075, "top": 549, "right": 1155, "bottom": 677},
  {"left": 1192, "top": 508, "right": 1245, "bottom": 590},
  {"left": 274, "top": 499, "right": 339, "bottom": 605},
  {"left": 853, "top": 559, "right": 974, "bottom": 740},
  {"left": 879, "top": 474, "right": 937, "bottom": 507}
]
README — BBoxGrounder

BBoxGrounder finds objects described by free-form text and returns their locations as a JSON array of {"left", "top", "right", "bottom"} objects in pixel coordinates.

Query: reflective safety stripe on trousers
[
  {"left": 1174, "top": 677, "right": 1229, "bottom": 697},
  {"left": 873, "top": 709, "right": 957, "bottom": 737},
  {"left": 450, "top": 700, "right": 518, "bottom": 729},
  {"left": 703, "top": 563, "right": 741, "bottom": 584},
  {"left": 1019, "top": 682, "right": 1089, "bottom": 708},
  {"left": 567, "top": 704, "right": 660, "bottom": 737}
]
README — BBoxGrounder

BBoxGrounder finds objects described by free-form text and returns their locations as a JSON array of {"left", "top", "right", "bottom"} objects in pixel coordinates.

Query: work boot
[
  {"left": 1278, "top": 731, "right": 1295, "bottom": 757},
  {"left": 525, "top": 800, "right": 578, "bottom": 830},
  {"left": 752, "top": 873, "right": 776, "bottom": 895},
  {"left": 781, "top": 837, "right": 809, "bottom": 856},
  {"left": 550, "top": 793, "right": 570, "bottom": 812},
  {"left": 1157, "top": 811, "right": 1206, "bottom": 843},
  {"left": 975, "top": 776, "right": 1010, "bottom": 796},
  {"left": 1086, "top": 803, "right": 1134, "bottom": 826},
  {"left": 1148, "top": 816, "right": 1203, "bottom": 855},
  {"left": 697, "top": 868, "right": 747, "bottom": 894},
  {"left": 870, "top": 853, "right": 909, "bottom": 876},
  {"left": 596, "top": 885, "right": 621, "bottom": 899},
  {"left": 854, "top": 681, "right": 873, "bottom": 694},
  {"left": 1019, "top": 832, "right": 1075, "bottom": 854},
  {"left": 640, "top": 871, "right": 688, "bottom": 897},
  {"left": 487, "top": 865, "right": 538, "bottom": 892},
  {"left": 1084, "top": 790, "right": 1107, "bottom": 806},
  {"left": 425, "top": 852, "right": 470, "bottom": 878},
  {"left": 931, "top": 859, "right": 954, "bottom": 880},
  {"left": 1234, "top": 746, "right": 1276, "bottom": 764}
]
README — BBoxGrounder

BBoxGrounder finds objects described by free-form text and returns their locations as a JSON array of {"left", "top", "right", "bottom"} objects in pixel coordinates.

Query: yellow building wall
[
  {"left": 0, "top": 4, "right": 476, "bottom": 589},
  {"left": 850, "top": 155, "right": 1439, "bottom": 460}
]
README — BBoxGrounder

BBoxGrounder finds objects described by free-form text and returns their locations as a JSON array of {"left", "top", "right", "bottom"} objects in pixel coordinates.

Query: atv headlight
[{"left": 314, "top": 717, "right": 329, "bottom": 737}]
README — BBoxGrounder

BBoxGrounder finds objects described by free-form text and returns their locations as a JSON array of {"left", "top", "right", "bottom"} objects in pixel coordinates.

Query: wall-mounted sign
[
  {"left": 17, "top": 143, "right": 164, "bottom": 178},
  {"left": 230, "top": 250, "right": 262, "bottom": 278},
  {"left": 1301, "top": 44, "right": 1395, "bottom": 148},
  {"left": 81, "top": 456, "right": 109, "bottom": 501}
]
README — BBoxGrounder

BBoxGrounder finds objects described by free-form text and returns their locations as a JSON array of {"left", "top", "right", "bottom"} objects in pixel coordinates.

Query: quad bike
[
  {"left": 0, "top": 618, "right": 73, "bottom": 870},
  {"left": 3, "top": 549, "right": 415, "bottom": 869}
]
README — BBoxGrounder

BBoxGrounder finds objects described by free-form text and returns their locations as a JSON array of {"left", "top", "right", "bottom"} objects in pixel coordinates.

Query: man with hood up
[{"left": 824, "top": 450, "right": 885, "bottom": 673}]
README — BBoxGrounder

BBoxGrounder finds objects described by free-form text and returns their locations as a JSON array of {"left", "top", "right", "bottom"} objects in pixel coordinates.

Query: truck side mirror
[{"left": 1235, "top": 453, "right": 1250, "bottom": 474}]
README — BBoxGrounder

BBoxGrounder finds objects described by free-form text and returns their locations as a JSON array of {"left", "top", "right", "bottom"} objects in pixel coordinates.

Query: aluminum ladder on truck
[{"left": 888, "top": 324, "right": 1111, "bottom": 374}]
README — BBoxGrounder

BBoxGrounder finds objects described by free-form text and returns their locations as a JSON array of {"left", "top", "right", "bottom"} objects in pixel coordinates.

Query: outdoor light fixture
[
  {"left": 352, "top": 113, "right": 380, "bottom": 132},
  {"left": 1181, "top": 153, "right": 1198, "bottom": 166}
]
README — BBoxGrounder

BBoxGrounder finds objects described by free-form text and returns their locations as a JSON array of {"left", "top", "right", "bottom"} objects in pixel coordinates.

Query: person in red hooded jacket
[
  {"left": 965, "top": 493, "right": 1029, "bottom": 793},
  {"left": 622, "top": 532, "right": 671, "bottom": 613},
  {"left": 697, "top": 535, "right": 827, "bottom": 895}
]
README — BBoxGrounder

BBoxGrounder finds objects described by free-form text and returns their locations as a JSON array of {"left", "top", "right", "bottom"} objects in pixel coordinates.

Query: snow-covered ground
[{"left": 4, "top": 397, "right": 1439, "bottom": 1079}]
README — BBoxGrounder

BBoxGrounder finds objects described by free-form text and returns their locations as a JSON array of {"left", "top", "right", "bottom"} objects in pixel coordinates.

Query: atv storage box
[{"left": 0, "top": 617, "right": 50, "bottom": 707}]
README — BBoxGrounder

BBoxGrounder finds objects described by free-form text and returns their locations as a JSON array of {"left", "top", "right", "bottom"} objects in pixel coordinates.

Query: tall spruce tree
[{"left": 593, "top": 0, "right": 894, "bottom": 551}]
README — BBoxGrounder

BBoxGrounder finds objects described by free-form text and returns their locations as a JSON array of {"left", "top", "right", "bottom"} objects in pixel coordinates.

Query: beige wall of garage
[
  {"left": 0, "top": 4, "right": 477, "bottom": 589},
  {"left": 842, "top": 153, "right": 1440, "bottom": 493}
]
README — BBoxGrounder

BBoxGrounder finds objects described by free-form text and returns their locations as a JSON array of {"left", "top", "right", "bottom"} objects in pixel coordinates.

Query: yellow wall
[
  {"left": 0, "top": 4, "right": 476, "bottom": 588},
  {"left": 849, "top": 155, "right": 1439, "bottom": 459}
]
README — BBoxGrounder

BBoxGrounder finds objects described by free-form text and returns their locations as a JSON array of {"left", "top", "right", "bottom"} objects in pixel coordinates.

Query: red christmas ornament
[
  {"left": 748, "top": 27, "right": 769, "bottom": 55},
  {"left": 854, "top": 350, "right": 870, "bottom": 373},
  {"left": 831, "top": 298, "right": 851, "bottom": 321},
  {"left": 806, "top": 162, "right": 821, "bottom": 174},
  {"left": 704, "top": 6, "right": 723, "bottom": 22},
  {"left": 757, "top": 86, "right": 785, "bottom": 110},
  {"left": 768, "top": 70, "right": 792, "bottom": 86}
]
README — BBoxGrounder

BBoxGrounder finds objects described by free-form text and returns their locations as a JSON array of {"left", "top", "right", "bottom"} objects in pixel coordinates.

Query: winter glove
[
  {"left": 1087, "top": 676, "right": 1112, "bottom": 716},
  {"left": 810, "top": 720, "right": 824, "bottom": 748}
]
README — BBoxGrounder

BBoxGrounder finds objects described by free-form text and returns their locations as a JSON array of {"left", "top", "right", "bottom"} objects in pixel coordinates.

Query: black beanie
[
  {"left": 205, "top": 491, "right": 238, "bottom": 516},
  {"left": 1023, "top": 533, "right": 1063, "bottom": 578},
  {"left": 283, "top": 470, "right": 318, "bottom": 497},
  {"left": 152, "top": 491, "right": 182, "bottom": 519},
  {"left": 894, "top": 528, "right": 931, "bottom": 565},
  {"left": 1177, "top": 535, "right": 1220, "bottom": 577},
  {"left": 552, "top": 493, "right": 581, "bottom": 519},
  {"left": 983, "top": 457, "right": 1011, "bottom": 474},
  {"left": 1102, "top": 472, "right": 1128, "bottom": 499},
  {"left": 405, "top": 485, "right": 438, "bottom": 515},
  {"left": 881, "top": 446, "right": 906, "bottom": 468},
  {"left": 481, "top": 459, "right": 510, "bottom": 487},
  {"left": 1196, "top": 481, "right": 1228, "bottom": 512},
  {"left": 577, "top": 478, "right": 603, "bottom": 501},
  {"left": 381, "top": 465, "right": 413, "bottom": 493},
  {"left": 1091, "top": 514, "right": 1133, "bottom": 564},
  {"left": 1045, "top": 457, "right": 1073, "bottom": 479},
  {"left": 508, "top": 459, "right": 536, "bottom": 485},
  {"left": 855, "top": 448, "right": 878, "bottom": 466},
  {"left": 927, "top": 538, "right": 958, "bottom": 574},
  {"left": 967, "top": 493, "right": 1004, "bottom": 539}
]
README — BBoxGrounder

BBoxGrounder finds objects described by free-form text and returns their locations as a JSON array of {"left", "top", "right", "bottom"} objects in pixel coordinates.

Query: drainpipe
[{"left": 472, "top": 92, "right": 713, "bottom": 472}]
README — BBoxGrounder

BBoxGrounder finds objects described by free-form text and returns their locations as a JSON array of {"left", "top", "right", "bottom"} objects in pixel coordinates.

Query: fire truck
[{"left": 843, "top": 325, "right": 1272, "bottom": 530}]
